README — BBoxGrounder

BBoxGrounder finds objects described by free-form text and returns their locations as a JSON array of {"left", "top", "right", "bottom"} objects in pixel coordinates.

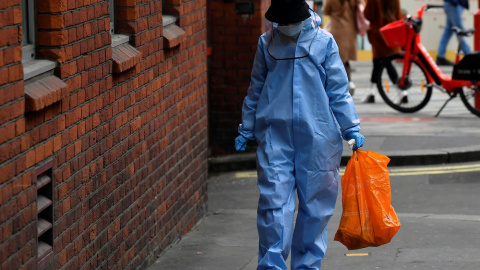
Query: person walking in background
[
  {"left": 323, "top": 0, "right": 363, "bottom": 96},
  {"left": 362, "top": 0, "right": 402, "bottom": 103},
  {"left": 234, "top": 0, "right": 364, "bottom": 269},
  {"left": 436, "top": 0, "right": 470, "bottom": 66}
]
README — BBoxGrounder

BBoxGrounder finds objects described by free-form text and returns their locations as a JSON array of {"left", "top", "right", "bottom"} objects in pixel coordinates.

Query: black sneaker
[
  {"left": 361, "top": 94, "right": 375, "bottom": 103},
  {"left": 436, "top": 57, "right": 454, "bottom": 66}
]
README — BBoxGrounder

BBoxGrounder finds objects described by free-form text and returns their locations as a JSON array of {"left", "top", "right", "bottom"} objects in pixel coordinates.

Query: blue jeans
[
  {"left": 437, "top": 1, "right": 471, "bottom": 58},
  {"left": 437, "top": 1, "right": 470, "bottom": 58}
]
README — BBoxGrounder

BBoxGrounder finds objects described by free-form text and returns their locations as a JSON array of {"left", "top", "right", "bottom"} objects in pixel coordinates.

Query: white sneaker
[
  {"left": 393, "top": 90, "right": 408, "bottom": 104},
  {"left": 361, "top": 94, "right": 375, "bottom": 103},
  {"left": 349, "top": 82, "right": 355, "bottom": 96},
  {"left": 360, "top": 85, "right": 376, "bottom": 103}
]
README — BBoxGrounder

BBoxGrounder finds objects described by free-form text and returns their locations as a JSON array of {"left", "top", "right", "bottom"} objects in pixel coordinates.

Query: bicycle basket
[{"left": 380, "top": 20, "right": 407, "bottom": 47}]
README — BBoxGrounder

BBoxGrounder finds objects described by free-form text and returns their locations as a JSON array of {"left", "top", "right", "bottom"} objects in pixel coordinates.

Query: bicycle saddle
[{"left": 451, "top": 27, "right": 475, "bottom": 37}]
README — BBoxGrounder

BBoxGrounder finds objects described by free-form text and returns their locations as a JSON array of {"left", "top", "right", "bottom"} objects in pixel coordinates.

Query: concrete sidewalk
[{"left": 147, "top": 61, "right": 480, "bottom": 270}]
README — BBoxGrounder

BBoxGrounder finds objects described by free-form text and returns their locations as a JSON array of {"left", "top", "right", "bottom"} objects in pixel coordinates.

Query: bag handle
[
  {"left": 347, "top": 139, "right": 356, "bottom": 149},
  {"left": 348, "top": 139, "right": 359, "bottom": 160}
]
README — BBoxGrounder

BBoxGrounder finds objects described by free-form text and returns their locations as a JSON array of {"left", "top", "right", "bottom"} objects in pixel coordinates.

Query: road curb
[{"left": 209, "top": 147, "right": 480, "bottom": 173}]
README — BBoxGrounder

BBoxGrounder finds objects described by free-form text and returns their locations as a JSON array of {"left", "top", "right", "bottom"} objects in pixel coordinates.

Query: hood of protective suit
[{"left": 265, "top": 11, "right": 322, "bottom": 60}]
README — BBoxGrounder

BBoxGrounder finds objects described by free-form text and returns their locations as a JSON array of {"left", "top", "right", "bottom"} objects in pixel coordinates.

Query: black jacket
[{"left": 445, "top": 0, "right": 469, "bottom": 9}]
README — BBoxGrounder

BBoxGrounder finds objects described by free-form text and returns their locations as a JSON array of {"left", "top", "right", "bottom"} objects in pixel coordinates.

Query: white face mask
[{"left": 277, "top": 21, "right": 304, "bottom": 37}]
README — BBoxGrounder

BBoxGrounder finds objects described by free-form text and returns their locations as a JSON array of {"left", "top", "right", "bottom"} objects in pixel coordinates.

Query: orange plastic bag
[{"left": 334, "top": 149, "right": 401, "bottom": 250}]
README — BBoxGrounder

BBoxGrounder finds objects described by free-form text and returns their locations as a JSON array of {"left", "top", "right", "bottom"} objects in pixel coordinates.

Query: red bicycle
[{"left": 377, "top": 4, "right": 480, "bottom": 117}]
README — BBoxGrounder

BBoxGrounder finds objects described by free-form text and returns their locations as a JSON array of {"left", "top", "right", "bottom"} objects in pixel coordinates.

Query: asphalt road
[
  {"left": 149, "top": 161, "right": 480, "bottom": 270},
  {"left": 323, "top": 162, "right": 480, "bottom": 270}
]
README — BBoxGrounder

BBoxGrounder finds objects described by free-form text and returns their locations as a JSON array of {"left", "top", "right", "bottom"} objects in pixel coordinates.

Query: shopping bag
[
  {"left": 334, "top": 149, "right": 400, "bottom": 250},
  {"left": 356, "top": 3, "right": 370, "bottom": 36}
]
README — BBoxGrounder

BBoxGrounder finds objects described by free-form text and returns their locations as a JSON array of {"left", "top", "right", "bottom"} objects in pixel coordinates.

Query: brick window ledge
[
  {"left": 24, "top": 76, "right": 68, "bottom": 112},
  {"left": 163, "top": 24, "right": 186, "bottom": 49},
  {"left": 112, "top": 44, "right": 142, "bottom": 73}
]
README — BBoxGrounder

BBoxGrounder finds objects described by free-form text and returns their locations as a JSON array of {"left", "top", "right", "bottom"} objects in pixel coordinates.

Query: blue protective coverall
[{"left": 238, "top": 11, "right": 361, "bottom": 270}]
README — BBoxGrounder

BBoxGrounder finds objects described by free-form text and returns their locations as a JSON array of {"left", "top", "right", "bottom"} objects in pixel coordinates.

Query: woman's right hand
[{"left": 235, "top": 135, "right": 249, "bottom": 151}]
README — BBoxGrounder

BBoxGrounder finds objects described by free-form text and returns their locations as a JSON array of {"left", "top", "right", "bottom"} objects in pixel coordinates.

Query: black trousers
[{"left": 371, "top": 57, "right": 398, "bottom": 84}]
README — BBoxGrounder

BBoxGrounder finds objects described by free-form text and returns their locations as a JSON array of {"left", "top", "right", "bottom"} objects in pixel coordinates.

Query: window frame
[
  {"left": 109, "top": 0, "right": 130, "bottom": 47},
  {"left": 21, "top": 0, "right": 57, "bottom": 82},
  {"left": 21, "top": 0, "right": 36, "bottom": 63}
]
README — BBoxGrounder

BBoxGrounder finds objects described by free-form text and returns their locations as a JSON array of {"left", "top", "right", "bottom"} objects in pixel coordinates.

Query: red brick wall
[
  {"left": 208, "top": 0, "right": 269, "bottom": 156},
  {"left": 0, "top": 0, "right": 208, "bottom": 269}
]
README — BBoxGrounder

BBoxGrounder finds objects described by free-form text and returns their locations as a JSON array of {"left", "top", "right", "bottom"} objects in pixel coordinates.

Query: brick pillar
[
  {"left": 0, "top": 1, "right": 35, "bottom": 269},
  {"left": 208, "top": 0, "right": 270, "bottom": 156}
]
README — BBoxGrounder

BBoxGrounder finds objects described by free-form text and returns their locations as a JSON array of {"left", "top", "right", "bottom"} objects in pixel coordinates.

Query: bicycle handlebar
[
  {"left": 425, "top": 4, "right": 444, "bottom": 10},
  {"left": 415, "top": 4, "right": 444, "bottom": 20}
]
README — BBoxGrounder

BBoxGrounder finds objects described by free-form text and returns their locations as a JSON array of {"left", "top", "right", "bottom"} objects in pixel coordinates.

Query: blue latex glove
[
  {"left": 235, "top": 135, "right": 248, "bottom": 151},
  {"left": 346, "top": 132, "right": 365, "bottom": 151}
]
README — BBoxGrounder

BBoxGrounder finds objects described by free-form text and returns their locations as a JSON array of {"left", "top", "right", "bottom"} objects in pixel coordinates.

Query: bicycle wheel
[
  {"left": 376, "top": 54, "right": 432, "bottom": 113},
  {"left": 459, "top": 86, "right": 480, "bottom": 117}
]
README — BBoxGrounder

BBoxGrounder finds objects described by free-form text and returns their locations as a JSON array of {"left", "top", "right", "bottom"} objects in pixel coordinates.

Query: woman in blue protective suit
[{"left": 234, "top": 0, "right": 364, "bottom": 269}]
